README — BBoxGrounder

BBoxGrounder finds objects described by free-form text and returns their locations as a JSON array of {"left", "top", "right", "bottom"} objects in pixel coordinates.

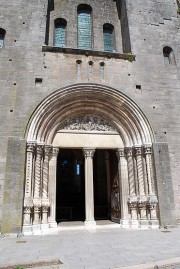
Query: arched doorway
[{"left": 23, "top": 84, "right": 159, "bottom": 234}]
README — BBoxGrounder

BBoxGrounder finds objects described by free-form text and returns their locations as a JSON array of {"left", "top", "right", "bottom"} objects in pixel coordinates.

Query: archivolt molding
[{"left": 26, "top": 83, "right": 154, "bottom": 147}]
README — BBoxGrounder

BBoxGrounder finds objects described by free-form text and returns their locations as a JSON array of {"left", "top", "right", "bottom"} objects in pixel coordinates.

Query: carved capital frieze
[
  {"left": 23, "top": 205, "right": 32, "bottom": 214},
  {"left": 83, "top": 148, "right": 95, "bottom": 158},
  {"left": 134, "top": 146, "right": 143, "bottom": 156},
  {"left": 27, "top": 142, "right": 36, "bottom": 153},
  {"left": 36, "top": 144, "right": 44, "bottom": 155},
  {"left": 125, "top": 147, "right": 133, "bottom": 157},
  {"left": 144, "top": 145, "right": 152, "bottom": 155},
  {"left": 52, "top": 147, "right": 59, "bottom": 158},
  {"left": 116, "top": 148, "right": 125, "bottom": 159}
]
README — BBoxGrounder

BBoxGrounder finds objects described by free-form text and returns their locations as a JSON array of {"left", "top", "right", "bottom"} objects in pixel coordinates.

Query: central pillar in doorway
[{"left": 83, "top": 148, "right": 96, "bottom": 228}]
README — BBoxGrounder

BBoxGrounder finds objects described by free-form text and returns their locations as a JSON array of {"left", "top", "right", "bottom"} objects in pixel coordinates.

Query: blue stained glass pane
[
  {"left": 78, "top": 11, "right": 91, "bottom": 49},
  {"left": 0, "top": 34, "right": 4, "bottom": 48},
  {"left": 104, "top": 30, "right": 113, "bottom": 52},
  {"left": 54, "top": 25, "right": 66, "bottom": 47}
]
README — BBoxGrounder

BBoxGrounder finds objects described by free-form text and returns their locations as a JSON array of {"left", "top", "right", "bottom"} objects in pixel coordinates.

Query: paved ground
[{"left": 0, "top": 223, "right": 180, "bottom": 269}]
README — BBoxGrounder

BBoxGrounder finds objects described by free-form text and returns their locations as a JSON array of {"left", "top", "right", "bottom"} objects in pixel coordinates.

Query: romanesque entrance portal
[{"left": 23, "top": 84, "right": 159, "bottom": 235}]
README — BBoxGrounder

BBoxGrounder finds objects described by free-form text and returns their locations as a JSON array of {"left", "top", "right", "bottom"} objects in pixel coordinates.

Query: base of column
[
  {"left": 22, "top": 225, "right": 33, "bottom": 235},
  {"left": 49, "top": 221, "right": 58, "bottom": 228},
  {"left": 120, "top": 219, "right": 129, "bottom": 228},
  {"left": 84, "top": 220, "right": 96, "bottom": 228},
  {"left": 41, "top": 223, "right": 49, "bottom": 230},
  {"left": 149, "top": 220, "right": 159, "bottom": 228},
  {"left": 32, "top": 224, "right": 42, "bottom": 235},
  {"left": 130, "top": 219, "right": 139, "bottom": 228},
  {"left": 139, "top": 220, "right": 149, "bottom": 228}
]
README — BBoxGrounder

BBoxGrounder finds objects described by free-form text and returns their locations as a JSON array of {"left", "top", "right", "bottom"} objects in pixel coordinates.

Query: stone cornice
[{"left": 42, "top": 46, "right": 136, "bottom": 61}]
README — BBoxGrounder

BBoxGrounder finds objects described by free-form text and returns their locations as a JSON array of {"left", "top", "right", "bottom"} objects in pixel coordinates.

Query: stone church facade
[{"left": 0, "top": 0, "right": 179, "bottom": 234}]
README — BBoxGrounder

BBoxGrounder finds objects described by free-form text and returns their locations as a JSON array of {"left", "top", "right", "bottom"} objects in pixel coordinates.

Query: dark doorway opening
[
  {"left": 56, "top": 149, "right": 85, "bottom": 222},
  {"left": 93, "top": 149, "right": 109, "bottom": 220}
]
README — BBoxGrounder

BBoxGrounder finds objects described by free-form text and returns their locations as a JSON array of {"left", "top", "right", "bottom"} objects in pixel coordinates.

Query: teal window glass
[
  {"left": 103, "top": 24, "right": 114, "bottom": 52},
  {"left": 0, "top": 28, "right": 6, "bottom": 48},
  {"left": 78, "top": 5, "right": 92, "bottom": 49},
  {"left": 54, "top": 19, "right": 67, "bottom": 47}
]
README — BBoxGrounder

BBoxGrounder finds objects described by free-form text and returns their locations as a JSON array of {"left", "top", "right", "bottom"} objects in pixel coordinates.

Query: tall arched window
[
  {"left": 77, "top": 4, "right": 92, "bottom": 50},
  {"left": 163, "top": 46, "right": 176, "bottom": 65},
  {"left": 0, "top": 28, "right": 6, "bottom": 48},
  {"left": 54, "top": 18, "right": 67, "bottom": 47},
  {"left": 103, "top": 24, "right": 115, "bottom": 52}
]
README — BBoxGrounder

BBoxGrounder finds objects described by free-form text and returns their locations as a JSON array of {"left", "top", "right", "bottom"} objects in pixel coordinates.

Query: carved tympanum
[{"left": 60, "top": 115, "right": 117, "bottom": 132}]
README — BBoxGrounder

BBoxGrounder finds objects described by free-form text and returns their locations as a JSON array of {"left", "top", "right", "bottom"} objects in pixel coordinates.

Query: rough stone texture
[{"left": 0, "top": 0, "right": 180, "bottom": 232}]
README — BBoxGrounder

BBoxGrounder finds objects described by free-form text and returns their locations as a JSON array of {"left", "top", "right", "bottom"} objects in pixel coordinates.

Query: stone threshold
[
  {"left": 42, "top": 46, "right": 136, "bottom": 61},
  {"left": 0, "top": 259, "right": 62, "bottom": 269}
]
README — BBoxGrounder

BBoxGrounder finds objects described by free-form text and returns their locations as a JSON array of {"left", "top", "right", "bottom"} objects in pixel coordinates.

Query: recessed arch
[{"left": 26, "top": 83, "right": 154, "bottom": 147}]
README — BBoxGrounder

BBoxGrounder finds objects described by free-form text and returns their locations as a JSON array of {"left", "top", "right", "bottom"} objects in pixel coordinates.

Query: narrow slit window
[
  {"left": 103, "top": 24, "right": 115, "bottom": 52},
  {"left": 100, "top": 62, "right": 105, "bottom": 80},
  {"left": 0, "top": 28, "right": 6, "bottom": 48},
  {"left": 88, "top": 61, "right": 93, "bottom": 79},
  {"left": 77, "top": 4, "right": 92, "bottom": 50},
  {"left": 76, "top": 60, "right": 82, "bottom": 78},
  {"left": 163, "top": 46, "right": 176, "bottom": 65},
  {"left": 54, "top": 18, "right": 67, "bottom": 47}
]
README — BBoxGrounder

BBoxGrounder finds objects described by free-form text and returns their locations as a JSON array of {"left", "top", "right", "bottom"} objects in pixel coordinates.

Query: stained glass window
[
  {"left": 78, "top": 5, "right": 92, "bottom": 49},
  {"left": 0, "top": 28, "right": 6, "bottom": 48},
  {"left": 54, "top": 19, "right": 67, "bottom": 47},
  {"left": 103, "top": 24, "right": 114, "bottom": 52}
]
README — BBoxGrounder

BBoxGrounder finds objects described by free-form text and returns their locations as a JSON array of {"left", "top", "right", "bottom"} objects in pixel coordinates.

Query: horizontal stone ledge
[{"left": 42, "top": 46, "right": 136, "bottom": 61}]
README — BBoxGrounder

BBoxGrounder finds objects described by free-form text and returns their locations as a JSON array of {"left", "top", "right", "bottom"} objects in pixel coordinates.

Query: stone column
[
  {"left": 116, "top": 149, "right": 129, "bottom": 227},
  {"left": 144, "top": 145, "right": 155, "bottom": 196},
  {"left": 134, "top": 146, "right": 148, "bottom": 227},
  {"left": 23, "top": 142, "right": 36, "bottom": 233},
  {"left": 125, "top": 147, "right": 138, "bottom": 227},
  {"left": 33, "top": 144, "right": 44, "bottom": 232},
  {"left": 83, "top": 148, "right": 96, "bottom": 228},
  {"left": 41, "top": 145, "right": 52, "bottom": 229},
  {"left": 48, "top": 147, "right": 59, "bottom": 228}
]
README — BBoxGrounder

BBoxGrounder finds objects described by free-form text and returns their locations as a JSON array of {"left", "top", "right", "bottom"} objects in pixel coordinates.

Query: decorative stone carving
[
  {"left": 138, "top": 199, "right": 147, "bottom": 220},
  {"left": 42, "top": 145, "right": 53, "bottom": 199},
  {"left": 25, "top": 142, "right": 36, "bottom": 198},
  {"left": 34, "top": 144, "right": 44, "bottom": 199},
  {"left": 23, "top": 205, "right": 32, "bottom": 225},
  {"left": 116, "top": 148, "right": 125, "bottom": 159},
  {"left": 134, "top": 146, "right": 146, "bottom": 196},
  {"left": 147, "top": 196, "right": 158, "bottom": 221},
  {"left": 125, "top": 147, "right": 136, "bottom": 196},
  {"left": 33, "top": 202, "right": 41, "bottom": 224},
  {"left": 144, "top": 145, "right": 155, "bottom": 195},
  {"left": 83, "top": 148, "right": 95, "bottom": 158},
  {"left": 60, "top": 115, "right": 117, "bottom": 132},
  {"left": 128, "top": 198, "right": 138, "bottom": 220}
]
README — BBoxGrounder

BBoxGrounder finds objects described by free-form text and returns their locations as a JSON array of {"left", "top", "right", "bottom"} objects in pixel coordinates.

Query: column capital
[
  {"left": 27, "top": 142, "right": 36, "bottom": 153},
  {"left": 134, "top": 145, "right": 143, "bottom": 156},
  {"left": 124, "top": 147, "right": 133, "bottom": 157},
  {"left": 44, "top": 145, "right": 53, "bottom": 157},
  {"left": 144, "top": 145, "right": 152, "bottom": 155},
  {"left": 52, "top": 147, "right": 59, "bottom": 157},
  {"left": 83, "top": 148, "right": 95, "bottom": 158},
  {"left": 36, "top": 143, "right": 44, "bottom": 154},
  {"left": 116, "top": 148, "right": 125, "bottom": 159}
]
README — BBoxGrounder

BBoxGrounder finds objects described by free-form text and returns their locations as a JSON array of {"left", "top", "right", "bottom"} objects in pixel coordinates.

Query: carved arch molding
[{"left": 23, "top": 83, "right": 159, "bottom": 234}]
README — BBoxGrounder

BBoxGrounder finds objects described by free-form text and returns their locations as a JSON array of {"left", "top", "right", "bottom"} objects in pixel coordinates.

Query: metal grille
[
  {"left": 54, "top": 25, "right": 66, "bottom": 47},
  {"left": 78, "top": 10, "right": 91, "bottom": 49}
]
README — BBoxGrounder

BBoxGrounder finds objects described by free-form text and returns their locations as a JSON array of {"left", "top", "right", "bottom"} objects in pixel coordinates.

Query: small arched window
[
  {"left": 77, "top": 4, "right": 92, "bottom": 50},
  {"left": 103, "top": 24, "right": 115, "bottom": 52},
  {"left": 54, "top": 18, "right": 67, "bottom": 47},
  {"left": 0, "top": 28, "right": 6, "bottom": 48},
  {"left": 163, "top": 46, "right": 176, "bottom": 65}
]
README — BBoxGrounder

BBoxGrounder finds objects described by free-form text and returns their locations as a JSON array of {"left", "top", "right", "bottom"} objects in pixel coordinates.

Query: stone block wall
[{"left": 0, "top": 0, "right": 180, "bottom": 232}]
